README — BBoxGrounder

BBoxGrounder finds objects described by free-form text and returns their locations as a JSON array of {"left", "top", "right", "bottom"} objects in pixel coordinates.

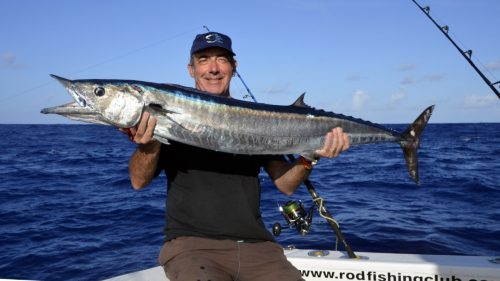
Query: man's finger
[
  {"left": 137, "top": 112, "right": 150, "bottom": 136},
  {"left": 144, "top": 116, "right": 157, "bottom": 140},
  {"left": 342, "top": 131, "right": 350, "bottom": 151}
]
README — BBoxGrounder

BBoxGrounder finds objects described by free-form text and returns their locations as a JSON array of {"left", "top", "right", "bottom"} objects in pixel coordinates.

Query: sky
[{"left": 1, "top": 0, "right": 499, "bottom": 124}]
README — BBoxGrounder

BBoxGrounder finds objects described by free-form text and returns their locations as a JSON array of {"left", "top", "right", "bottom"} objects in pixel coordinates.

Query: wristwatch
[{"left": 298, "top": 155, "right": 318, "bottom": 170}]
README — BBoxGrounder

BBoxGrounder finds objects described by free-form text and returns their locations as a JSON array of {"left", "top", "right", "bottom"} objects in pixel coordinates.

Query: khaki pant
[{"left": 159, "top": 236, "right": 304, "bottom": 281}]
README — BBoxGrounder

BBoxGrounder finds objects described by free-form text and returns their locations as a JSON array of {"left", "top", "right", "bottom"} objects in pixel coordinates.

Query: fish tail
[{"left": 399, "top": 105, "right": 435, "bottom": 185}]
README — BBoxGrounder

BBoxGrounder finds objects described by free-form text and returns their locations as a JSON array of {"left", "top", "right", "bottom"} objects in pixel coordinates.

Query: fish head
[{"left": 42, "top": 75, "right": 145, "bottom": 128}]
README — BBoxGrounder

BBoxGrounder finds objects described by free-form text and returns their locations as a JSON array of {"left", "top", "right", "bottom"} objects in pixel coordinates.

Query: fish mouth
[
  {"left": 41, "top": 102, "right": 94, "bottom": 115},
  {"left": 41, "top": 75, "right": 106, "bottom": 124},
  {"left": 50, "top": 74, "right": 88, "bottom": 107},
  {"left": 40, "top": 102, "right": 107, "bottom": 124}
]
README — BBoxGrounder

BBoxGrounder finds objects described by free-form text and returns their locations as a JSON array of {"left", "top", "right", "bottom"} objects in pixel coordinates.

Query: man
[{"left": 125, "top": 32, "right": 350, "bottom": 281}]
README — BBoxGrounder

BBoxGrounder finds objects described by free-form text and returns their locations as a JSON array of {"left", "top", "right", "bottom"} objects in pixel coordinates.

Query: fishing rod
[
  {"left": 411, "top": 0, "right": 500, "bottom": 99},
  {"left": 201, "top": 26, "right": 358, "bottom": 259}
]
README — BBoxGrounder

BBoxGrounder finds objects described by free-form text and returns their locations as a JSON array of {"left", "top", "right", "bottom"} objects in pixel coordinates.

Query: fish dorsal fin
[{"left": 291, "top": 92, "right": 311, "bottom": 108}]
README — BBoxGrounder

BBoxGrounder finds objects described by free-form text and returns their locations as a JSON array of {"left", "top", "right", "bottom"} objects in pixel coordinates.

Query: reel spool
[{"left": 274, "top": 200, "right": 313, "bottom": 236}]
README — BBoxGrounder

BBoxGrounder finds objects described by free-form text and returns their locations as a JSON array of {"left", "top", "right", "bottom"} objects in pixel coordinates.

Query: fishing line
[
  {"left": 313, "top": 197, "right": 340, "bottom": 251},
  {"left": 314, "top": 197, "right": 340, "bottom": 228},
  {"left": 3, "top": 27, "right": 198, "bottom": 103}
]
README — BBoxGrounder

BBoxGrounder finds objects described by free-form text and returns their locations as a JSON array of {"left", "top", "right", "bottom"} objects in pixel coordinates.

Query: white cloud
[
  {"left": 463, "top": 95, "right": 497, "bottom": 108},
  {"left": 400, "top": 74, "right": 444, "bottom": 85},
  {"left": 390, "top": 89, "right": 406, "bottom": 105},
  {"left": 261, "top": 82, "right": 292, "bottom": 95},
  {"left": 352, "top": 89, "right": 368, "bottom": 110},
  {"left": 485, "top": 59, "right": 500, "bottom": 71},
  {"left": 1, "top": 53, "right": 16, "bottom": 64},
  {"left": 398, "top": 64, "right": 417, "bottom": 72},
  {"left": 1, "top": 53, "right": 28, "bottom": 69},
  {"left": 421, "top": 74, "right": 445, "bottom": 82},
  {"left": 401, "top": 76, "right": 415, "bottom": 85},
  {"left": 346, "top": 73, "right": 363, "bottom": 81}
]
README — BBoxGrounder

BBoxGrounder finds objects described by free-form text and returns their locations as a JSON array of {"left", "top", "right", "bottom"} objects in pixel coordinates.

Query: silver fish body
[{"left": 41, "top": 75, "right": 434, "bottom": 184}]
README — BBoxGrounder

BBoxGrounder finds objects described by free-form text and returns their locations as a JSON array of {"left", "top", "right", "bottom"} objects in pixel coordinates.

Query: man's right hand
[
  {"left": 124, "top": 112, "right": 162, "bottom": 189},
  {"left": 119, "top": 112, "right": 158, "bottom": 144}
]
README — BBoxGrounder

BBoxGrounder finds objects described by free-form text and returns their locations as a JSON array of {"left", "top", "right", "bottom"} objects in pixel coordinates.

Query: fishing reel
[{"left": 273, "top": 200, "right": 313, "bottom": 237}]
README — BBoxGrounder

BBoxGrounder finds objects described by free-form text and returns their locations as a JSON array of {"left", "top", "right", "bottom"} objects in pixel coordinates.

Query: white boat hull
[{"left": 102, "top": 249, "right": 500, "bottom": 281}]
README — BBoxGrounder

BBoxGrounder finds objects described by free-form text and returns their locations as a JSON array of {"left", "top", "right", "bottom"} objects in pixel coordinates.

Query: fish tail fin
[{"left": 399, "top": 105, "right": 435, "bottom": 185}]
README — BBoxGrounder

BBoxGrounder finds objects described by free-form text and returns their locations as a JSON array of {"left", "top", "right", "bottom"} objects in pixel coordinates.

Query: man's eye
[
  {"left": 217, "top": 57, "right": 229, "bottom": 63},
  {"left": 197, "top": 58, "right": 208, "bottom": 64}
]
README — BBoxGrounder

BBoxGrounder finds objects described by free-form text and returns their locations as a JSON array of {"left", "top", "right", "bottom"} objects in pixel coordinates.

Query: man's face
[{"left": 188, "top": 47, "right": 236, "bottom": 96}]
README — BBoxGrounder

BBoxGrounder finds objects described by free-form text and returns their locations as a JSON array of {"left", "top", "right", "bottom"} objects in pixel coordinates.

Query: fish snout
[
  {"left": 50, "top": 74, "right": 88, "bottom": 108},
  {"left": 50, "top": 74, "right": 72, "bottom": 88}
]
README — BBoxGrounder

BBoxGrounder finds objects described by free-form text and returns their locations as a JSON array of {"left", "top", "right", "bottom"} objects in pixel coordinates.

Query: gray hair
[{"left": 189, "top": 54, "right": 237, "bottom": 75}]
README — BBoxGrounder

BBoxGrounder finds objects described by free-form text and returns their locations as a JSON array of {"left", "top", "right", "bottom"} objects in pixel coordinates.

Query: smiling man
[
  {"left": 125, "top": 31, "right": 350, "bottom": 281},
  {"left": 188, "top": 33, "right": 237, "bottom": 96}
]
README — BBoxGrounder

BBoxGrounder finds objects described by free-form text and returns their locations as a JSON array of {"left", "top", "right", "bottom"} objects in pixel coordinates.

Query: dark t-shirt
[{"left": 156, "top": 141, "right": 282, "bottom": 242}]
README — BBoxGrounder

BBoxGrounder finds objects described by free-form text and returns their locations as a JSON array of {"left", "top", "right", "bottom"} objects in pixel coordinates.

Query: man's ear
[
  {"left": 187, "top": 63, "right": 195, "bottom": 78},
  {"left": 232, "top": 60, "right": 238, "bottom": 76}
]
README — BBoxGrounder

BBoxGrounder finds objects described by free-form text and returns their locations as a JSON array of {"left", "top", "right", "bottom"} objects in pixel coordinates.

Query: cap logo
[
  {"left": 191, "top": 32, "right": 234, "bottom": 56},
  {"left": 205, "top": 33, "right": 224, "bottom": 44}
]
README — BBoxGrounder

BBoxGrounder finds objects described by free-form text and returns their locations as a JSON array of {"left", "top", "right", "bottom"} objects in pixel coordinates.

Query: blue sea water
[{"left": 0, "top": 123, "right": 499, "bottom": 281}]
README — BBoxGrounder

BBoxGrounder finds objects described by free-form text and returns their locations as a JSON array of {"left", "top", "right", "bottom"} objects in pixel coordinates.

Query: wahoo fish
[{"left": 41, "top": 75, "right": 434, "bottom": 184}]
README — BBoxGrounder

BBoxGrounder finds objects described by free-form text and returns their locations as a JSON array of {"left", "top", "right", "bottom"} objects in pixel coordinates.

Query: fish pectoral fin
[
  {"left": 146, "top": 104, "right": 203, "bottom": 134},
  {"left": 146, "top": 103, "right": 176, "bottom": 114},
  {"left": 146, "top": 103, "right": 189, "bottom": 130}
]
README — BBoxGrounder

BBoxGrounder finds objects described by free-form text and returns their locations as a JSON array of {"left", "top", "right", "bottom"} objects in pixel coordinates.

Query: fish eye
[{"left": 94, "top": 87, "right": 105, "bottom": 97}]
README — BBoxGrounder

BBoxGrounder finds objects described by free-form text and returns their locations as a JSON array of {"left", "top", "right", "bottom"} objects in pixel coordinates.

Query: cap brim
[{"left": 191, "top": 46, "right": 235, "bottom": 56}]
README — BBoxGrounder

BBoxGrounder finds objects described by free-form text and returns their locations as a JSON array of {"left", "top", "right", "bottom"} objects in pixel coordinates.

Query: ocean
[{"left": 0, "top": 123, "right": 499, "bottom": 281}]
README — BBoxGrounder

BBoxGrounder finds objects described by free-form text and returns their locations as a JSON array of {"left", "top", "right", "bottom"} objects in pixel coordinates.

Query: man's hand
[
  {"left": 123, "top": 112, "right": 161, "bottom": 189},
  {"left": 302, "top": 127, "right": 350, "bottom": 160},
  {"left": 119, "top": 112, "right": 157, "bottom": 144}
]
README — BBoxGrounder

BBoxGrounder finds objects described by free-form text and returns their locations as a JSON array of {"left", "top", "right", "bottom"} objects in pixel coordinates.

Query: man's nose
[{"left": 208, "top": 58, "right": 220, "bottom": 73}]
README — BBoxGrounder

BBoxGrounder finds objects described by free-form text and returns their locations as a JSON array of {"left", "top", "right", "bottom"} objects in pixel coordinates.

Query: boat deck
[{"left": 102, "top": 249, "right": 500, "bottom": 281}]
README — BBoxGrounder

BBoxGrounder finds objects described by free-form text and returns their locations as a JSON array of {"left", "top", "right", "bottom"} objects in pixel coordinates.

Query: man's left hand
[{"left": 315, "top": 127, "right": 350, "bottom": 159}]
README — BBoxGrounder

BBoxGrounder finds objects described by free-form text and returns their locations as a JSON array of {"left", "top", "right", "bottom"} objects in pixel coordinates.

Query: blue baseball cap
[{"left": 190, "top": 32, "right": 236, "bottom": 56}]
